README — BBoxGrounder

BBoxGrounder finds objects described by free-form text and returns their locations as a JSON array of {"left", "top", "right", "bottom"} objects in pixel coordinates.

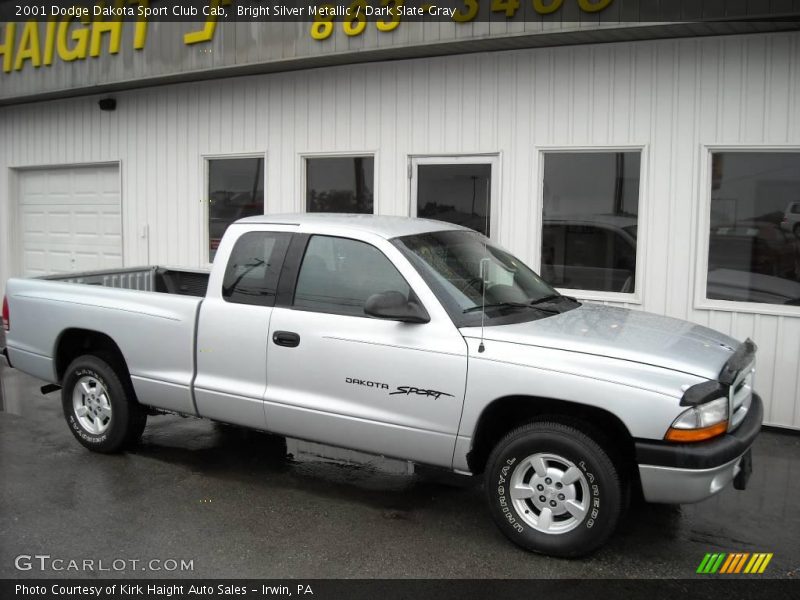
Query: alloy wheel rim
[
  {"left": 72, "top": 376, "right": 112, "bottom": 435},
  {"left": 509, "top": 452, "right": 590, "bottom": 534}
]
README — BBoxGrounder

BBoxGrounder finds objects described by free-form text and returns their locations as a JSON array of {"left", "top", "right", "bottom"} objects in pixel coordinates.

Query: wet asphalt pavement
[{"left": 1, "top": 360, "right": 799, "bottom": 580}]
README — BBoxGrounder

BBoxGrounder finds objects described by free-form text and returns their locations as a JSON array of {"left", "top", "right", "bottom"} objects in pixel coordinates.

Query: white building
[{"left": 1, "top": 8, "right": 799, "bottom": 429}]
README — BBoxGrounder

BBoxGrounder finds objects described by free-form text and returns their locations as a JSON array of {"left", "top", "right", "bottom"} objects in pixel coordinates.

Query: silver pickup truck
[{"left": 1, "top": 214, "right": 762, "bottom": 557}]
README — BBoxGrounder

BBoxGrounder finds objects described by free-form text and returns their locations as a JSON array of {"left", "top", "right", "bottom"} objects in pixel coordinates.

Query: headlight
[{"left": 665, "top": 396, "right": 728, "bottom": 442}]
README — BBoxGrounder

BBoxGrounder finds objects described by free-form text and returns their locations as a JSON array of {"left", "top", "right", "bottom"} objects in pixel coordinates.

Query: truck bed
[
  {"left": 4, "top": 266, "right": 210, "bottom": 416},
  {"left": 40, "top": 266, "right": 210, "bottom": 297}
]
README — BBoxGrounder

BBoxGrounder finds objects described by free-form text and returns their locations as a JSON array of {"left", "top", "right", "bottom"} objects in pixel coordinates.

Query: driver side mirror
[{"left": 364, "top": 291, "right": 430, "bottom": 324}]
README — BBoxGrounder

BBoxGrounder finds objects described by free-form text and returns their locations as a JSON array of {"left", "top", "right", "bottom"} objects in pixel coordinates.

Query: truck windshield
[{"left": 393, "top": 230, "right": 578, "bottom": 327}]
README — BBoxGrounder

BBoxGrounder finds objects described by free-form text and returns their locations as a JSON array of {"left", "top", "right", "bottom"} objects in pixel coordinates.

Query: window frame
[
  {"left": 299, "top": 151, "right": 378, "bottom": 215},
  {"left": 290, "top": 233, "right": 422, "bottom": 319},
  {"left": 202, "top": 152, "right": 267, "bottom": 266},
  {"left": 535, "top": 145, "right": 649, "bottom": 304},
  {"left": 694, "top": 144, "right": 800, "bottom": 317},
  {"left": 408, "top": 154, "right": 501, "bottom": 240}
]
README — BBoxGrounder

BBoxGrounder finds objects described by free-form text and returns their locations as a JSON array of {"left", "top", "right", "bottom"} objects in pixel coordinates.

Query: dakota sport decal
[{"left": 345, "top": 378, "right": 453, "bottom": 400}]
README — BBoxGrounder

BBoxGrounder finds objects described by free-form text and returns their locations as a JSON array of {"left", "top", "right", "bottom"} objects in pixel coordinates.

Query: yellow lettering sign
[
  {"left": 132, "top": 0, "right": 151, "bottom": 50},
  {"left": 577, "top": 0, "right": 613, "bottom": 12},
  {"left": 533, "top": 0, "right": 564, "bottom": 14},
  {"left": 309, "top": 0, "right": 615, "bottom": 40},
  {"left": 184, "top": 0, "right": 231, "bottom": 45},
  {"left": 90, "top": 2, "right": 124, "bottom": 57},
  {"left": 43, "top": 20, "right": 57, "bottom": 65},
  {"left": 14, "top": 20, "right": 41, "bottom": 70},
  {"left": 57, "top": 18, "right": 90, "bottom": 62},
  {"left": 0, "top": 22, "right": 15, "bottom": 72},
  {"left": 2, "top": 0, "right": 225, "bottom": 74}
]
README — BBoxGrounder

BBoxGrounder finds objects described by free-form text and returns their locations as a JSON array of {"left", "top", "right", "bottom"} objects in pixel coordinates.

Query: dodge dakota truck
[{"left": 1, "top": 214, "right": 762, "bottom": 557}]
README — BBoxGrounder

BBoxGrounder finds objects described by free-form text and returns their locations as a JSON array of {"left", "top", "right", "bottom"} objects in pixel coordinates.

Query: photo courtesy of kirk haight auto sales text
[{"left": 15, "top": 584, "right": 315, "bottom": 597}]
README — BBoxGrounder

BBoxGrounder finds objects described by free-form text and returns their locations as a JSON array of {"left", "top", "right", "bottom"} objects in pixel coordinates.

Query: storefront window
[
  {"left": 208, "top": 157, "right": 264, "bottom": 261},
  {"left": 706, "top": 152, "right": 800, "bottom": 306},
  {"left": 306, "top": 156, "right": 374, "bottom": 214},
  {"left": 541, "top": 152, "right": 641, "bottom": 293},
  {"left": 416, "top": 163, "right": 492, "bottom": 237}
]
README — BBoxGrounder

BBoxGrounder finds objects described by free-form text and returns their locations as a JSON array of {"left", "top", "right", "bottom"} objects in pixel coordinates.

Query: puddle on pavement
[{"left": 134, "top": 416, "right": 473, "bottom": 498}]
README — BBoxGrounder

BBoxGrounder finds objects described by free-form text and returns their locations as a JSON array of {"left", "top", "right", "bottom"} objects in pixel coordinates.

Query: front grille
[{"left": 729, "top": 362, "right": 754, "bottom": 431}]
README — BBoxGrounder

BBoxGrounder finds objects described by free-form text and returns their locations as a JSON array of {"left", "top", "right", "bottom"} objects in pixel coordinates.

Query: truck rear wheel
[
  {"left": 61, "top": 355, "right": 147, "bottom": 453},
  {"left": 485, "top": 421, "right": 622, "bottom": 557}
]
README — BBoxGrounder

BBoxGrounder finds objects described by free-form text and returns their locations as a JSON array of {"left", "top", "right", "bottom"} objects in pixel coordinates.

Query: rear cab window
[{"left": 222, "top": 231, "right": 292, "bottom": 306}]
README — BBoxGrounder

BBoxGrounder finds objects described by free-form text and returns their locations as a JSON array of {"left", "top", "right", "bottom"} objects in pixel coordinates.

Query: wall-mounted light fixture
[{"left": 98, "top": 98, "right": 117, "bottom": 111}]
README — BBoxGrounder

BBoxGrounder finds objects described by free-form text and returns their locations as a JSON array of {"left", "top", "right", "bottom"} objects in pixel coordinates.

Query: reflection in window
[
  {"left": 294, "top": 236, "right": 409, "bottom": 316},
  {"left": 707, "top": 152, "right": 800, "bottom": 306},
  {"left": 417, "top": 164, "right": 492, "bottom": 236},
  {"left": 306, "top": 156, "right": 374, "bottom": 213},
  {"left": 208, "top": 158, "right": 264, "bottom": 261},
  {"left": 541, "top": 152, "right": 641, "bottom": 293}
]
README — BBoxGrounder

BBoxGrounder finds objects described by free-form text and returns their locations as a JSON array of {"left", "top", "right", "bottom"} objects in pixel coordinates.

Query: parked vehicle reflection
[
  {"left": 541, "top": 215, "right": 800, "bottom": 305},
  {"left": 780, "top": 202, "right": 800, "bottom": 238},
  {"left": 541, "top": 215, "right": 638, "bottom": 293}
]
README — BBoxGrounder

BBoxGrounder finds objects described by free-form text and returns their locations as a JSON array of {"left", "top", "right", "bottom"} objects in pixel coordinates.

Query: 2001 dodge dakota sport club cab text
[{"left": 1, "top": 214, "right": 762, "bottom": 556}]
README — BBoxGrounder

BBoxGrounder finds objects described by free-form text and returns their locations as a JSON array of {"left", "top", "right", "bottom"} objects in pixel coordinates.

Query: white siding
[{"left": 1, "top": 32, "right": 799, "bottom": 428}]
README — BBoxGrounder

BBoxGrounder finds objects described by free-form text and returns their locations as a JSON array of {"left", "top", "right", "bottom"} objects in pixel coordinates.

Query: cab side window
[
  {"left": 294, "top": 236, "right": 411, "bottom": 316},
  {"left": 222, "top": 231, "right": 291, "bottom": 306}
]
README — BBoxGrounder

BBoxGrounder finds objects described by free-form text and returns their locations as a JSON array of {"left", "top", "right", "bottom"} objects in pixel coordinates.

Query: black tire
[
  {"left": 61, "top": 354, "right": 147, "bottom": 453},
  {"left": 484, "top": 421, "right": 622, "bottom": 557}
]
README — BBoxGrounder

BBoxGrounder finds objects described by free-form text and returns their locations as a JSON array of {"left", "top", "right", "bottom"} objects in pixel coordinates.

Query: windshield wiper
[
  {"left": 463, "top": 301, "right": 558, "bottom": 315},
  {"left": 528, "top": 294, "right": 564, "bottom": 306},
  {"left": 463, "top": 301, "right": 530, "bottom": 314}
]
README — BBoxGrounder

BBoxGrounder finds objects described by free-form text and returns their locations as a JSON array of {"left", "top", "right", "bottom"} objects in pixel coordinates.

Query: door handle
[{"left": 272, "top": 331, "right": 300, "bottom": 348}]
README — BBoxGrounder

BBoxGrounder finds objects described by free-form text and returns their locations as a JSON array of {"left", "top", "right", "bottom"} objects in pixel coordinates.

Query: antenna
[
  {"left": 478, "top": 176, "right": 490, "bottom": 354},
  {"left": 478, "top": 258, "right": 489, "bottom": 353}
]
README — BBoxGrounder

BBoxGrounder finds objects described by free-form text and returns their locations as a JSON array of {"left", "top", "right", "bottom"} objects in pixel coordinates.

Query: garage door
[{"left": 18, "top": 165, "right": 122, "bottom": 276}]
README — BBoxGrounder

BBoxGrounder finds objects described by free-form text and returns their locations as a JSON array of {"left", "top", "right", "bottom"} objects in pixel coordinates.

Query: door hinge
[{"left": 407, "top": 163, "right": 412, "bottom": 179}]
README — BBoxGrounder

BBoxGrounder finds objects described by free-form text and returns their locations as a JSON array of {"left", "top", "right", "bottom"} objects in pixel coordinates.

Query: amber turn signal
[{"left": 665, "top": 421, "right": 728, "bottom": 442}]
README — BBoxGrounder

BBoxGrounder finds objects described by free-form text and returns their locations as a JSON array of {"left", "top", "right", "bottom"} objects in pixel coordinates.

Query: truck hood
[{"left": 461, "top": 303, "right": 740, "bottom": 380}]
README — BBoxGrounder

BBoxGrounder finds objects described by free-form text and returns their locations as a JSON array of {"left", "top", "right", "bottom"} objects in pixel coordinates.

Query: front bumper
[{"left": 635, "top": 393, "right": 763, "bottom": 504}]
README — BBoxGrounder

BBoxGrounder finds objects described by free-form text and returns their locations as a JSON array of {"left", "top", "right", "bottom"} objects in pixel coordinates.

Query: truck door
[
  {"left": 265, "top": 234, "right": 469, "bottom": 468},
  {"left": 194, "top": 228, "right": 292, "bottom": 427}
]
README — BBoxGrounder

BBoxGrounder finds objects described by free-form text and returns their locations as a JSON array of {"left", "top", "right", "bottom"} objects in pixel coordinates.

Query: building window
[
  {"left": 208, "top": 157, "right": 264, "bottom": 261},
  {"left": 221, "top": 231, "right": 291, "bottom": 307},
  {"left": 306, "top": 156, "right": 374, "bottom": 213},
  {"left": 706, "top": 152, "right": 800, "bottom": 306},
  {"left": 415, "top": 163, "right": 492, "bottom": 237},
  {"left": 540, "top": 151, "right": 641, "bottom": 294},
  {"left": 294, "top": 235, "right": 410, "bottom": 317}
]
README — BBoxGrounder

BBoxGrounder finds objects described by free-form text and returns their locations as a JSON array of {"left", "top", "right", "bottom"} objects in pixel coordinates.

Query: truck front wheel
[
  {"left": 485, "top": 421, "right": 622, "bottom": 557},
  {"left": 61, "top": 355, "right": 147, "bottom": 453}
]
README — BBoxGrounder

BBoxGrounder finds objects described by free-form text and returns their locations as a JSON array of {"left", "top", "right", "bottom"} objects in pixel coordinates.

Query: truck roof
[{"left": 234, "top": 213, "right": 470, "bottom": 239}]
